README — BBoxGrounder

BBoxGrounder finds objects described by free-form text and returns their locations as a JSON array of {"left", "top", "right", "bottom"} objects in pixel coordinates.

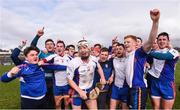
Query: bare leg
[
  {"left": 110, "top": 98, "right": 119, "bottom": 110},
  {"left": 54, "top": 95, "right": 63, "bottom": 109},
  {"left": 161, "top": 98, "right": 175, "bottom": 110},
  {"left": 72, "top": 104, "right": 81, "bottom": 110},
  {"left": 151, "top": 96, "right": 161, "bottom": 110},
  {"left": 85, "top": 99, "right": 97, "bottom": 110},
  {"left": 121, "top": 102, "right": 128, "bottom": 110}
]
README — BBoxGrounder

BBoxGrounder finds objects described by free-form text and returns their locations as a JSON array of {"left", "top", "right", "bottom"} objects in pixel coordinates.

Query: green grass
[
  {"left": 174, "top": 60, "right": 180, "bottom": 109},
  {"left": 0, "top": 61, "right": 180, "bottom": 109},
  {"left": 0, "top": 65, "right": 20, "bottom": 109}
]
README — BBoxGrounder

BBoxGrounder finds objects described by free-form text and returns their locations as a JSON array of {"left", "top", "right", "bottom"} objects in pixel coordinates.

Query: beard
[{"left": 81, "top": 55, "right": 89, "bottom": 60}]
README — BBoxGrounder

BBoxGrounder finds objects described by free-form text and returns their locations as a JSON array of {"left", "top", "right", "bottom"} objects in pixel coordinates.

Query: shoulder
[
  {"left": 135, "top": 47, "right": 148, "bottom": 57},
  {"left": 90, "top": 55, "right": 99, "bottom": 63},
  {"left": 68, "top": 57, "right": 81, "bottom": 66}
]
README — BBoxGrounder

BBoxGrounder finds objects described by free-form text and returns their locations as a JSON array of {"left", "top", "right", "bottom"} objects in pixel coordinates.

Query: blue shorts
[
  {"left": 150, "top": 77, "right": 175, "bottom": 100},
  {"left": 129, "top": 87, "right": 147, "bottom": 109},
  {"left": 72, "top": 87, "right": 93, "bottom": 106},
  {"left": 111, "top": 85, "right": 129, "bottom": 103},
  {"left": 53, "top": 85, "right": 70, "bottom": 96}
]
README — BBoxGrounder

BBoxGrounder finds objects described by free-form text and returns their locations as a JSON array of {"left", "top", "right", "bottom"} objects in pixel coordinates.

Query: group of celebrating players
[{"left": 1, "top": 9, "right": 179, "bottom": 109}]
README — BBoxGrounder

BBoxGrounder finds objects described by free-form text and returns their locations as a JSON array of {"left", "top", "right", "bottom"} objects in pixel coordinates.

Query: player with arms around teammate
[
  {"left": 31, "top": 27, "right": 56, "bottom": 108},
  {"left": 39, "top": 40, "right": 71, "bottom": 109},
  {"left": 1, "top": 46, "right": 47, "bottom": 109}
]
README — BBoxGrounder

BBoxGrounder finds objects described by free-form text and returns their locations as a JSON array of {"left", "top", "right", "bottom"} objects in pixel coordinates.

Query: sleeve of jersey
[
  {"left": 43, "top": 54, "right": 57, "bottom": 62},
  {"left": 66, "top": 62, "right": 74, "bottom": 80},
  {"left": 1, "top": 72, "right": 18, "bottom": 82},
  {"left": 149, "top": 49, "right": 179, "bottom": 60},
  {"left": 146, "top": 55, "right": 153, "bottom": 64},
  {"left": 30, "top": 35, "right": 40, "bottom": 46},
  {"left": 10, "top": 48, "right": 24, "bottom": 65},
  {"left": 136, "top": 47, "right": 148, "bottom": 57},
  {"left": 41, "top": 64, "right": 67, "bottom": 71}
]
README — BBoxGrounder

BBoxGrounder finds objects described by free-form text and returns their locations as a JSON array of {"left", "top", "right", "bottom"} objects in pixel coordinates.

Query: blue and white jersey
[
  {"left": 148, "top": 48, "right": 179, "bottom": 81},
  {"left": 67, "top": 56, "right": 98, "bottom": 89},
  {"left": 113, "top": 57, "right": 128, "bottom": 88},
  {"left": 45, "top": 54, "right": 71, "bottom": 86},
  {"left": 125, "top": 47, "right": 148, "bottom": 88},
  {"left": 94, "top": 58, "right": 113, "bottom": 90},
  {"left": 1, "top": 62, "right": 47, "bottom": 99}
]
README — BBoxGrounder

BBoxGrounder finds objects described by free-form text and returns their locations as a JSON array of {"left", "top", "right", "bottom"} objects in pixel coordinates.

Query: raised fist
[{"left": 150, "top": 9, "right": 160, "bottom": 22}]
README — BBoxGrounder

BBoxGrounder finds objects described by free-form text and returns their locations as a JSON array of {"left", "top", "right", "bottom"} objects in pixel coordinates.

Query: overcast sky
[{"left": 0, "top": 0, "right": 179, "bottom": 50}]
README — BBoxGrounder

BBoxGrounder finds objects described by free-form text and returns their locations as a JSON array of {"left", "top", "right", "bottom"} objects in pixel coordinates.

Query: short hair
[
  {"left": 67, "top": 44, "right": 75, "bottom": 50},
  {"left": 157, "top": 32, "right": 169, "bottom": 40},
  {"left": 116, "top": 43, "right": 125, "bottom": 49},
  {"left": 23, "top": 46, "right": 40, "bottom": 57},
  {"left": 94, "top": 43, "right": 101, "bottom": 49},
  {"left": 73, "top": 51, "right": 78, "bottom": 56},
  {"left": 137, "top": 37, "right": 143, "bottom": 42},
  {"left": 124, "top": 35, "right": 137, "bottom": 42},
  {"left": 65, "top": 47, "right": 69, "bottom": 51},
  {"left": 57, "top": 40, "right": 65, "bottom": 47},
  {"left": 100, "top": 47, "right": 109, "bottom": 53},
  {"left": 112, "top": 41, "right": 119, "bottom": 45},
  {"left": 45, "top": 39, "right": 55, "bottom": 45}
]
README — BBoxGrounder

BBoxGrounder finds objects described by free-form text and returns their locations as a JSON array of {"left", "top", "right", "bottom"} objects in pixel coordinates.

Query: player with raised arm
[
  {"left": 124, "top": 9, "right": 160, "bottom": 109},
  {"left": 31, "top": 27, "right": 56, "bottom": 108},
  {"left": 39, "top": 40, "right": 71, "bottom": 109}
]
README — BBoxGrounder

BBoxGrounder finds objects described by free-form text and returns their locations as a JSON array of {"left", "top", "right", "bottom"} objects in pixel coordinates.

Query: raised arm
[
  {"left": 31, "top": 27, "right": 44, "bottom": 46},
  {"left": 143, "top": 9, "right": 160, "bottom": 52},
  {"left": 11, "top": 40, "right": 26, "bottom": 65}
]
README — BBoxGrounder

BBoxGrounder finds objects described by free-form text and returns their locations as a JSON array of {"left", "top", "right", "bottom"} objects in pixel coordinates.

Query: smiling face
[
  {"left": 99, "top": 51, "right": 109, "bottom": 62},
  {"left": 157, "top": 35, "right": 169, "bottom": 49},
  {"left": 124, "top": 37, "right": 137, "bottom": 53},
  {"left": 25, "top": 50, "right": 39, "bottom": 64}
]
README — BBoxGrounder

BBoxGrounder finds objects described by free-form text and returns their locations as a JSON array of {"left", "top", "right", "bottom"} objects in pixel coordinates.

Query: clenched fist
[{"left": 150, "top": 9, "right": 160, "bottom": 22}]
